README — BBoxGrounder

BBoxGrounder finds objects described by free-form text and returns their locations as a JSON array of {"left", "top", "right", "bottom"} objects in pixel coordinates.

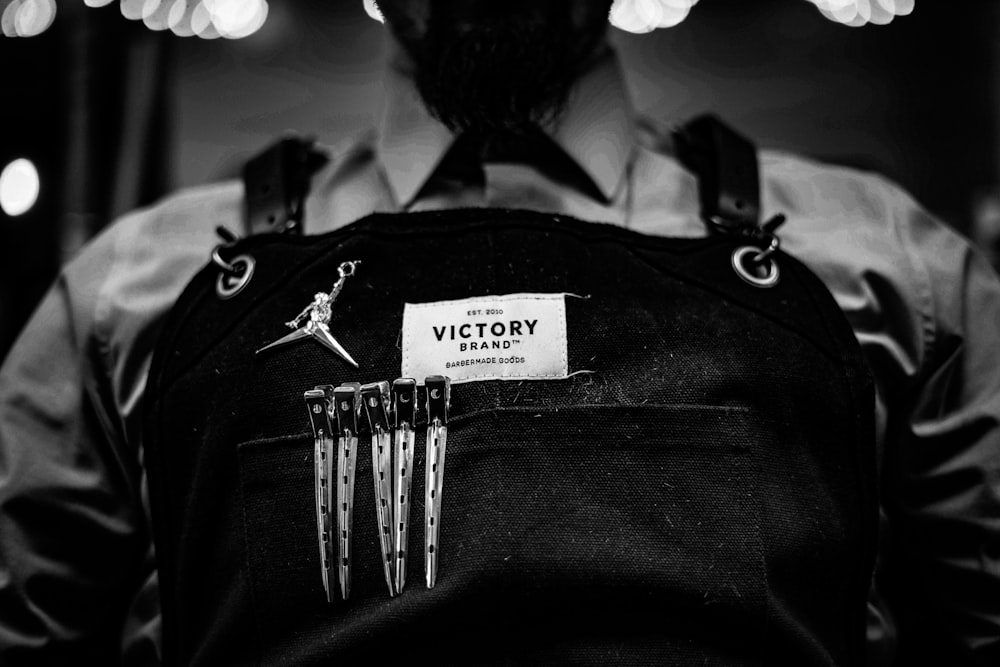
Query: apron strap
[
  {"left": 242, "top": 136, "right": 328, "bottom": 237},
  {"left": 673, "top": 114, "right": 761, "bottom": 233},
  {"left": 241, "top": 115, "right": 762, "bottom": 237}
]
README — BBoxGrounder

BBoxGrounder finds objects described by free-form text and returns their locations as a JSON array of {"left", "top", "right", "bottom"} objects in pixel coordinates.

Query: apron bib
[{"left": 144, "top": 208, "right": 877, "bottom": 665}]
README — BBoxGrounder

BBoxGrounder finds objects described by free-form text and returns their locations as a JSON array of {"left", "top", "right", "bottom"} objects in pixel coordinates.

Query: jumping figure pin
[{"left": 257, "top": 261, "right": 361, "bottom": 368}]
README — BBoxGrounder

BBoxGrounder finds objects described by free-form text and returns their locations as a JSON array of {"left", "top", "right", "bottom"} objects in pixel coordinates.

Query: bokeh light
[
  {"left": 67, "top": 0, "right": 270, "bottom": 39},
  {"left": 204, "top": 0, "right": 267, "bottom": 39},
  {"left": 4, "top": 0, "right": 917, "bottom": 39},
  {"left": 1, "top": 1, "right": 22, "bottom": 38},
  {"left": 14, "top": 0, "right": 55, "bottom": 36},
  {"left": 806, "top": 0, "right": 915, "bottom": 27},
  {"left": 189, "top": 1, "right": 218, "bottom": 38},
  {"left": 363, "top": 0, "right": 384, "bottom": 24},
  {"left": 167, "top": 0, "right": 194, "bottom": 36},
  {"left": 609, "top": 0, "right": 699, "bottom": 34},
  {"left": 2, "top": 0, "right": 57, "bottom": 37},
  {"left": 119, "top": 0, "right": 144, "bottom": 21},
  {"left": 0, "top": 159, "right": 41, "bottom": 217},
  {"left": 142, "top": 0, "right": 173, "bottom": 31}
]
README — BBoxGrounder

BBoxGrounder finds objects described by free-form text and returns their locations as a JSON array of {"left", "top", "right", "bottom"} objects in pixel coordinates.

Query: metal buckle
[{"left": 214, "top": 252, "right": 256, "bottom": 299}]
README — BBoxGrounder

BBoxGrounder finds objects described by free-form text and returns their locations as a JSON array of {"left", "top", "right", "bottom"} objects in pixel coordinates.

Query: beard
[{"left": 403, "top": 1, "right": 612, "bottom": 137}]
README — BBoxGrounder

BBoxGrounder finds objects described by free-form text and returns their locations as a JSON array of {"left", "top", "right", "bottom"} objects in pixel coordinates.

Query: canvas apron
[{"left": 143, "top": 207, "right": 877, "bottom": 665}]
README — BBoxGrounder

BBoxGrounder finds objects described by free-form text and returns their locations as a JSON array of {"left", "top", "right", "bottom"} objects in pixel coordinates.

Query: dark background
[{"left": 1, "top": 0, "right": 998, "bottom": 360}]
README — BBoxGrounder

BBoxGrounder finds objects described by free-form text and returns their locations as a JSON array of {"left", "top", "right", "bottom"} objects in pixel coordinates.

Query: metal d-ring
[
  {"left": 732, "top": 245, "right": 779, "bottom": 288},
  {"left": 215, "top": 253, "right": 256, "bottom": 299},
  {"left": 211, "top": 246, "right": 237, "bottom": 274}
]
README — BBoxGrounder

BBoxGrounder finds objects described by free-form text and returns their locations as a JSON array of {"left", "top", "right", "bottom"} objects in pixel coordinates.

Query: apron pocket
[{"left": 238, "top": 404, "right": 766, "bottom": 665}]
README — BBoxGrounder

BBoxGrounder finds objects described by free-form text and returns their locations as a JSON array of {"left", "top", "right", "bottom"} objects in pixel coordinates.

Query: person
[{"left": 1, "top": 1, "right": 998, "bottom": 664}]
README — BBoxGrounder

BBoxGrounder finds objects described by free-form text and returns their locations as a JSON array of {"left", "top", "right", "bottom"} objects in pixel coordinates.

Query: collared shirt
[{"left": 1, "top": 48, "right": 998, "bottom": 665}]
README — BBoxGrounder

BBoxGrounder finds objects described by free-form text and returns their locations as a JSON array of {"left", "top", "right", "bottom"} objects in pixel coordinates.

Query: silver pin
[
  {"left": 304, "top": 386, "right": 336, "bottom": 602},
  {"left": 424, "top": 375, "right": 451, "bottom": 589},
  {"left": 257, "top": 261, "right": 361, "bottom": 368},
  {"left": 391, "top": 378, "right": 417, "bottom": 593},
  {"left": 361, "top": 381, "right": 396, "bottom": 596},
  {"left": 333, "top": 382, "right": 361, "bottom": 600}
]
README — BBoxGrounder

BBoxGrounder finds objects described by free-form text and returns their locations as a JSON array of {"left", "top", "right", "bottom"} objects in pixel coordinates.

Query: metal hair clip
[
  {"left": 424, "top": 375, "right": 451, "bottom": 589},
  {"left": 304, "top": 385, "right": 336, "bottom": 602},
  {"left": 333, "top": 382, "right": 361, "bottom": 600},
  {"left": 361, "top": 381, "right": 396, "bottom": 597},
  {"left": 391, "top": 378, "right": 417, "bottom": 593}
]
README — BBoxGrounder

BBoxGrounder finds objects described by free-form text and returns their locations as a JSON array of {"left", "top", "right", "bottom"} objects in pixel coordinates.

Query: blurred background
[{"left": 1, "top": 0, "right": 998, "bottom": 360}]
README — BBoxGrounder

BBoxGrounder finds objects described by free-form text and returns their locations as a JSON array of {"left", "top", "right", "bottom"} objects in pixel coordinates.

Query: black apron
[{"left": 143, "top": 207, "right": 877, "bottom": 666}]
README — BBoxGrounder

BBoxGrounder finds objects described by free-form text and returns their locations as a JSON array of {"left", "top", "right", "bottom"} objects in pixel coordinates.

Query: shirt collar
[{"left": 377, "top": 45, "right": 638, "bottom": 208}]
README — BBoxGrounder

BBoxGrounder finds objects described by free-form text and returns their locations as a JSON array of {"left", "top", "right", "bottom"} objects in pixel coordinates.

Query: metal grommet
[
  {"left": 732, "top": 245, "right": 779, "bottom": 288},
  {"left": 216, "top": 254, "right": 256, "bottom": 299}
]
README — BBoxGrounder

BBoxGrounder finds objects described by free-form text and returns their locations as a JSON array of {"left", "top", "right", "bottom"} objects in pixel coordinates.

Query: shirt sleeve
[
  {"left": 0, "top": 247, "right": 150, "bottom": 663},
  {"left": 884, "top": 196, "right": 1000, "bottom": 666}
]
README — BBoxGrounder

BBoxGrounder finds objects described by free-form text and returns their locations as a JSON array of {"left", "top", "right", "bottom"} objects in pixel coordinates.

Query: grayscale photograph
[{"left": 0, "top": 1, "right": 998, "bottom": 665}]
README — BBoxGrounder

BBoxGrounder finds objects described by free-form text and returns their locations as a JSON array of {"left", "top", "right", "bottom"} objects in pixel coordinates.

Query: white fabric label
[{"left": 402, "top": 293, "right": 570, "bottom": 384}]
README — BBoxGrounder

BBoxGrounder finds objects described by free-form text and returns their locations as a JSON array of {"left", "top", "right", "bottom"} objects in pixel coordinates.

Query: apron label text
[{"left": 401, "top": 293, "right": 570, "bottom": 384}]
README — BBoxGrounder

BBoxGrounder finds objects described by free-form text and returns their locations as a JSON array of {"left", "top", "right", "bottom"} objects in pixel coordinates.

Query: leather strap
[
  {"left": 673, "top": 114, "right": 761, "bottom": 233},
  {"left": 242, "top": 136, "right": 328, "bottom": 237},
  {"left": 241, "top": 116, "right": 760, "bottom": 237}
]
